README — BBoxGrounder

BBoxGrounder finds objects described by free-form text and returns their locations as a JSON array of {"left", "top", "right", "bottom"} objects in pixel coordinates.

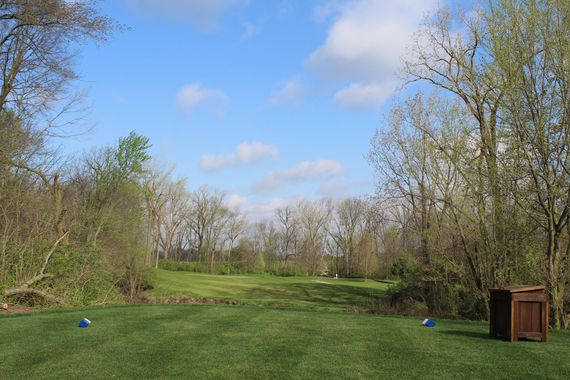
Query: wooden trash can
[{"left": 489, "top": 285, "right": 548, "bottom": 342}]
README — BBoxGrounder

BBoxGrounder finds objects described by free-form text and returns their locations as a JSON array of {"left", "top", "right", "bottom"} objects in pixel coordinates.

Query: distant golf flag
[
  {"left": 422, "top": 318, "right": 436, "bottom": 327},
  {"left": 79, "top": 318, "right": 91, "bottom": 328}
]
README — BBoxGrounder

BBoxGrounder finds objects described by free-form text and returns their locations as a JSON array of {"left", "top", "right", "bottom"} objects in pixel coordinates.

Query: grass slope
[
  {"left": 2, "top": 304, "right": 570, "bottom": 379},
  {"left": 149, "top": 269, "right": 391, "bottom": 311}
]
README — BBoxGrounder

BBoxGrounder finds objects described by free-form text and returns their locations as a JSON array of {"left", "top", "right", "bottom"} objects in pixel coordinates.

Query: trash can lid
[{"left": 489, "top": 285, "right": 545, "bottom": 293}]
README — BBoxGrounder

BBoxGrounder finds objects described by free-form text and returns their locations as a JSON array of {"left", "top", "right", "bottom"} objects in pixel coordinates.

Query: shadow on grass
[
  {"left": 242, "top": 282, "right": 388, "bottom": 309},
  {"left": 438, "top": 330, "right": 491, "bottom": 340},
  {"left": 440, "top": 330, "right": 546, "bottom": 343},
  {"left": 372, "top": 279, "right": 396, "bottom": 285}
]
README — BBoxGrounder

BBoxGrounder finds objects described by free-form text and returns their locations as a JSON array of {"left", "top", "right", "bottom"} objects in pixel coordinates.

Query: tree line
[
  {"left": 369, "top": 0, "right": 570, "bottom": 328},
  {"left": 143, "top": 179, "right": 390, "bottom": 280}
]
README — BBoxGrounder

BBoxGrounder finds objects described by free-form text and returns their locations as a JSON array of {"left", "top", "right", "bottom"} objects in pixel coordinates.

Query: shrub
[
  {"left": 267, "top": 264, "right": 308, "bottom": 277},
  {"left": 253, "top": 252, "right": 265, "bottom": 273},
  {"left": 215, "top": 265, "right": 232, "bottom": 275},
  {"left": 48, "top": 244, "right": 124, "bottom": 306},
  {"left": 158, "top": 259, "right": 207, "bottom": 273}
]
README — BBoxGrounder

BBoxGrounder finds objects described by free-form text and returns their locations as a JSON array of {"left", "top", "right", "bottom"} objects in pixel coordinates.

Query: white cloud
[
  {"left": 225, "top": 194, "right": 250, "bottom": 210},
  {"left": 176, "top": 83, "right": 228, "bottom": 112},
  {"left": 309, "top": 0, "right": 436, "bottom": 109},
  {"left": 268, "top": 80, "right": 304, "bottom": 106},
  {"left": 333, "top": 81, "right": 397, "bottom": 109},
  {"left": 240, "top": 22, "right": 258, "bottom": 42},
  {"left": 127, "top": 0, "right": 240, "bottom": 30},
  {"left": 254, "top": 159, "right": 345, "bottom": 192},
  {"left": 200, "top": 141, "right": 280, "bottom": 171},
  {"left": 225, "top": 195, "right": 292, "bottom": 220}
]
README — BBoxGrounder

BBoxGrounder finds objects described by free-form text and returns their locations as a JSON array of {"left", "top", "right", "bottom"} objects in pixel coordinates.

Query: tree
[
  {"left": 256, "top": 221, "right": 279, "bottom": 271},
  {"left": 403, "top": 6, "right": 510, "bottom": 294},
  {"left": 223, "top": 210, "right": 246, "bottom": 272},
  {"left": 329, "top": 197, "right": 366, "bottom": 277},
  {"left": 0, "top": 0, "right": 115, "bottom": 117},
  {"left": 297, "top": 199, "right": 333, "bottom": 276},
  {"left": 187, "top": 186, "right": 228, "bottom": 272},
  {"left": 81, "top": 131, "right": 151, "bottom": 246},
  {"left": 142, "top": 165, "right": 172, "bottom": 267},
  {"left": 488, "top": 0, "right": 570, "bottom": 329},
  {"left": 0, "top": 0, "right": 117, "bottom": 306},
  {"left": 275, "top": 206, "right": 299, "bottom": 270},
  {"left": 159, "top": 178, "right": 189, "bottom": 261}
]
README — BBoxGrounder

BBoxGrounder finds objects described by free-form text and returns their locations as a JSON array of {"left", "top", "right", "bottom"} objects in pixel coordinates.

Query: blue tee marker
[
  {"left": 79, "top": 318, "right": 91, "bottom": 328},
  {"left": 422, "top": 318, "right": 436, "bottom": 327}
]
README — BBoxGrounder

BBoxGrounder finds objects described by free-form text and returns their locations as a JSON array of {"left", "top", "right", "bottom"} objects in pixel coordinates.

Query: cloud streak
[
  {"left": 333, "top": 81, "right": 397, "bottom": 109},
  {"left": 176, "top": 83, "right": 228, "bottom": 113},
  {"left": 127, "top": 0, "right": 240, "bottom": 30},
  {"left": 225, "top": 195, "right": 293, "bottom": 220},
  {"left": 200, "top": 141, "right": 280, "bottom": 171},
  {"left": 254, "top": 159, "right": 345, "bottom": 192},
  {"left": 268, "top": 80, "right": 304, "bottom": 106}
]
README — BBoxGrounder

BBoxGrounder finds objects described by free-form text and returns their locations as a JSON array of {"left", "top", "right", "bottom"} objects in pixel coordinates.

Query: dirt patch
[
  {"left": 0, "top": 304, "right": 37, "bottom": 314},
  {"left": 138, "top": 294, "right": 244, "bottom": 306}
]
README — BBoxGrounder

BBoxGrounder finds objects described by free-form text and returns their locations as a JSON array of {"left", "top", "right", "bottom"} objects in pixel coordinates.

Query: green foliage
[
  {"left": 215, "top": 265, "right": 232, "bottom": 275},
  {"left": 158, "top": 258, "right": 308, "bottom": 277},
  {"left": 158, "top": 259, "right": 208, "bottom": 273},
  {"left": 391, "top": 253, "right": 420, "bottom": 279},
  {"left": 267, "top": 263, "right": 307, "bottom": 277},
  {"left": 115, "top": 131, "right": 151, "bottom": 180},
  {"left": 48, "top": 244, "right": 123, "bottom": 306},
  {"left": 254, "top": 251, "right": 266, "bottom": 273}
]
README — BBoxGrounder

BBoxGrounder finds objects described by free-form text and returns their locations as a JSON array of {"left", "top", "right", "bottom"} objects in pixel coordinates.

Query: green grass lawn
[
  {"left": 149, "top": 269, "right": 391, "bottom": 311},
  {"left": 4, "top": 272, "right": 568, "bottom": 379},
  {"left": 2, "top": 304, "right": 570, "bottom": 379}
]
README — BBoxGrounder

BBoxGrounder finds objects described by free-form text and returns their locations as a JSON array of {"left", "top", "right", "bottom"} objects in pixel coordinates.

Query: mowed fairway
[
  {"left": 2, "top": 304, "right": 570, "bottom": 379},
  {"left": 149, "top": 269, "right": 391, "bottom": 311}
]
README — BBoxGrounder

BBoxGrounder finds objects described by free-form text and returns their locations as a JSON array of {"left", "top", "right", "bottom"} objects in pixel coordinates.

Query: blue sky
[{"left": 67, "top": 0, "right": 446, "bottom": 220}]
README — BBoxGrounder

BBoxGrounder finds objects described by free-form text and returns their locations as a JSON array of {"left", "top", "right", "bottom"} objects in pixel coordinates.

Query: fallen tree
[{"left": 2, "top": 232, "right": 69, "bottom": 306}]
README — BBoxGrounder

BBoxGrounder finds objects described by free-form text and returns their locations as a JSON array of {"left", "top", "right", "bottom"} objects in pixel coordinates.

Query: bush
[
  {"left": 253, "top": 252, "right": 265, "bottom": 273},
  {"left": 215, "top": 265, "right": 232, "bottom": 275},
  {"left": 48, "top": 244, "right": 124, "bottom": 306},
  {"left": 391, "top": 254, "right": 420, "bottom": 279},
  {"left": 158, "top": 259, "right": 207, "bottom": 273},
  {"left": 267, "top": 264, "right": 308, "bottom": 277},
  {"left": 158, "top": 258, "right": 314, "bottom": 278}
]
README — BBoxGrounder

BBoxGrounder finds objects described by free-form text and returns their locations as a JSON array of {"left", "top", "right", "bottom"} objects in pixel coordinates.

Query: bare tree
[
  {"left": 256, "top": 221, "right": 279, "bottom": 271},
  {"left": 159, "top": 178, "right": 189, "bottom": 261},
  {"left": 275, "top": 206, "right": 299, "bottom": 270},
  {"left": 0, "top": 0, "right": 115, "bottom": 117},
  {"left": 187, "top": 186, "right": 228, "bottom": 272},
  {"left": 223, "top": 210, "right": 246, "bottom": 272},
  {"left": 297, "top": 199, "right": 333, "bottom": 276},
  {"left": 143, "top": 166, "right": 171, "bottom": 267},
  {"left": 329, "top": 198, "right": 366, "bottom": 277}
]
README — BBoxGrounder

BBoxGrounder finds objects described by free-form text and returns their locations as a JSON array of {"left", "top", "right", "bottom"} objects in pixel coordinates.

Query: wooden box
[{"left": 489, "top": 285, "right": 548, "bottom": 342}]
